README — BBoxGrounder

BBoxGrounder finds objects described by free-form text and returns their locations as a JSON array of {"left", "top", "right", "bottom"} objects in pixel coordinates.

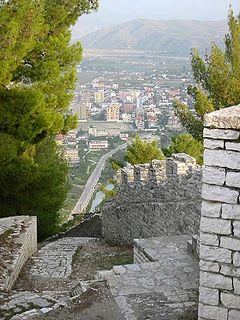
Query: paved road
[{"left": 70, "top": 143, "right": 127, "bottom": 218}]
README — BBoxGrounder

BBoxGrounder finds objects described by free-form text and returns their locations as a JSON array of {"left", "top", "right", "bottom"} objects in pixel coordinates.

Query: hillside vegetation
[{"left": 81, "top": 19, "right": 227, "bottom": 56}]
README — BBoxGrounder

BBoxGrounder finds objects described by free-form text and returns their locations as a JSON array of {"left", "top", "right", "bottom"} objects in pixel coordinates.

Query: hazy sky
[
  {"left": 94, "top": 0, "right": 240, "bottom": 21},
  {"left": 72, "top": 0, "right": 240, "bottom": 37}
]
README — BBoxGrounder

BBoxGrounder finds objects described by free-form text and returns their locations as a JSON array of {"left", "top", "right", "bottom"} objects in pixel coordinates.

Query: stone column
[{"left": 198, "top": 105, "right": 240, "bottom": 320}]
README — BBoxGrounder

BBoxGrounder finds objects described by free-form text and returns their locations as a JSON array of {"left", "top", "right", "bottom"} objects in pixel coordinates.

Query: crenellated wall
[
  {"left": 198, "top": 105, "right": 240, "bottom": 320},
  {"left": 102, "top": 153, "right": 202, "bottom": 245}
]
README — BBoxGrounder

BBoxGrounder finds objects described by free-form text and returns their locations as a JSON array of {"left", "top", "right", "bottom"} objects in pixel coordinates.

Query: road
[{"left": 70, "top": 143, "right": 127, "bottom": 219}]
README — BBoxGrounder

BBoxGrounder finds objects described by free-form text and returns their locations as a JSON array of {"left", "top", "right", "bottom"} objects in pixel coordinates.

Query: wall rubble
[
  {"left": 102, "top": 153, "right": 202, "bottom": 245},
  {"left": 198, "top": 105, "right": 240, "bottom": 320}
]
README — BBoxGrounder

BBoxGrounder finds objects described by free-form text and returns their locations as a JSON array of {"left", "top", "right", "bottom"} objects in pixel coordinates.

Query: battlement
[
  {"left": 117, "top": 153, "right": 199, "bottom": 185},
  {"left": 103, "top": 153, "right": 202, "bottom": 245}
]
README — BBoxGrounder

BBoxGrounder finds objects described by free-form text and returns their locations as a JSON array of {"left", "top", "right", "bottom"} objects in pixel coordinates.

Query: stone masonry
[
  {"left": 0, "top": 216, "right": 37, "bottom": 290},
  {"left": 102, "top": 153, "right": 202, "bottom": 245},
  {"left": 29, "top": 237, "right": 97, "bottom": 279},
  {"left": 198, "top": 105, "right": 240, "bottom": 320}
]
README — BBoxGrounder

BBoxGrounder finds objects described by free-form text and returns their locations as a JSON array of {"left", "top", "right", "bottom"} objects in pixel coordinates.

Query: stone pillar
[{"left": 198, "top": 105, "right": 240, "bottom": 320}]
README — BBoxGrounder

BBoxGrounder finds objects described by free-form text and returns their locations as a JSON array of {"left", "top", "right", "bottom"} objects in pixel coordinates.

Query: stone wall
[
  {"left": 0, "top": 216, "right": 37, "bottom": 290},
  {"left": 102, "top": 153, "right": 202, "bottom": 245},
  {"left": 60, "top": 213, "right": 102, "bottom": 238},
  {"left": 198, "top": 105, "right": 240, "bottom": 320}
]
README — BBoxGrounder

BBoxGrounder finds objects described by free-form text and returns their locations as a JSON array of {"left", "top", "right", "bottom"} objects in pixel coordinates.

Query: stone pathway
[
  {"left": 0, "top": 291, "right": 63, "bottom": 320},
  {"left": 97, "top": 235, "right": 199, "bottom": 320},
  {"left": 29, "top": 237, "right": 97, "bottom": 279},
  {"left": 0, "top": 235, "right": 199, "bottom": 319}
]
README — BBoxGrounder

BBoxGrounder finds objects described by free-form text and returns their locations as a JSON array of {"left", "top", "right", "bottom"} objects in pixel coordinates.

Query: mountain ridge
[{"left": 80, "top": 19, "right": 227, "bottom": 56}]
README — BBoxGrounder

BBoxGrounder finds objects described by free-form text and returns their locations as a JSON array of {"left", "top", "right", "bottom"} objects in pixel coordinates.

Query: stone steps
[
  {"left": 96, "top": 235, "right": 199, "bottom": 320},
  {"left": 29, "top": 237, "right": 98, "bottom": 279}
]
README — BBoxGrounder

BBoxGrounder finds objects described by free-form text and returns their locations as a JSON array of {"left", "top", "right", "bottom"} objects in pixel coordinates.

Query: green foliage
[
  {"left": 0, "top": 138, "right": 69, "bottom": 240},
  {"left": 167, "top": 134, "right": 204, "bottom": 165},
  {"left": 0, "top": 0, "right": 98, "bottom": 239},
  {"left": 110, "top": 159, "right": 124, "bottom": 171},
  {"left": 99, "top": 184, "right": 118, "bottom": 199},
  {"left": 175, "top": 9, "right": 240, "bottom": 139},
  {"left": 126, "top": 135, "right": 165, "bottom": 165},
  {"left": 172, "top": 8, "right": 240, "bottom": 162}
]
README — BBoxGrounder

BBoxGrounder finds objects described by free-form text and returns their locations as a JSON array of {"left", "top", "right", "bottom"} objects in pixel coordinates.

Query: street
[{"left": 70, "top": 142, "right": 127, "bottom": 218}]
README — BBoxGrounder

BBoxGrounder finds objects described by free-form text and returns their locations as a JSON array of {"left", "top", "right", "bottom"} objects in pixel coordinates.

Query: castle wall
[
  {"left": 0, "top": 216, "right": 37, "bottom": 290},
  {"left": 102, "top": 153, "right": 202, "bottom": 245},
  {"left": 198, "top": 105, "right": 240, "bottom": 320}
]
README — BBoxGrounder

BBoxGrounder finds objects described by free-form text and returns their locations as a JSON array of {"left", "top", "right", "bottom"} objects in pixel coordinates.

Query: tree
[
  {"left": 0, "top": 0, "right": 98, "bottom": 239},
  {"left": 173, "top": 8, "right": 240, "bottom": 154},
  {"left": 126, "top": 135, "right": 165, "bottom": 165},
  {"left": 167, "top": 134, "right": 204, "bottom": 165}
]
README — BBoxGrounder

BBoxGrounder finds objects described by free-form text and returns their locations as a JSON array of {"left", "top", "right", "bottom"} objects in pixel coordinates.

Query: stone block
[
  {"left": 200, "top": 245, "right": 231, "bottom": 263},
  {"left": 220, "top": 265, "right": 240, "bottom": 278},
  {"left": 233, "top": 253, "right": 240, "bottom": 267},
  {"left": 221, "top": 292, "right": 240, "bottom": 309},
  {"left": 233, "top": 221, "right": 240, "bottom": 238},
  {"left": 204, "top": 149, "right": 240, "bottom": 170},
  {"left": 203, "top": 128, "right": 240, "bottom": 140},
  {"left": 199, "top": 286, "right": 219, "bottom": 306},
  {"left": 222, "top": 204, "right": 240, "bottom": 220},
  {"left": 233, "top": 278, "right": 240, "bottom": 295},
  {"left": 199, "top": 260, "right": 220, "bottom": 273},
  {"left": 198, "top": 303, "right": 228, "bottom": 320},
  {"left": 202, "top": 167, "right": 225, "bottom": 186},
  {"left": 202, "top": 184, "right": 238, "bottom": 204},
  {"left": 204, "top": 105, "right": 240, "bottom": 130},
  {"left": 200, "top": 217, "right": 231, "bottom": 235},
  {"left": 221, "top": 236, "right": 240, "bottom": 251},
  {"left": 200, "top": 271, "right": 233, "bottom": 290},
  {"left": 226, "top": 142, "right": 240, "bottom": 152},
  {"left": 204, "top": 139, "right": 224, "bottom": 149},
  {"left": 229, "top": 310, "right": 240, "bottom": 320},
  {"left": 226, "top": 172, "right": 240, "bottom": 188},
  {"left": 200, "top": 232, "right": 219, "bottom": 246},
  {"left": 201, "top": 201, "right": 221, "bottom": 218}
]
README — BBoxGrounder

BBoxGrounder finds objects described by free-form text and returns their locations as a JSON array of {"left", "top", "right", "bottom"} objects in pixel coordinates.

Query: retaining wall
[{"left": 0, "top": 216, "right": 37, "bottom": 290}]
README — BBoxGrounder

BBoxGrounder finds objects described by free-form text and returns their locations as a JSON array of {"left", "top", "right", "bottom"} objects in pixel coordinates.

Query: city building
[
  {"left": 64, "top": 148, "right": 80, "bottom": 165},
  {"left": 107, "top": 104, "right": 120, "bottom": 122},
  {"left": 119, "top": 133, "right": 129, "bottom": 141},
  {"left": 122, "top": 103, "right": 136, "bottom": 114},
  {"left": 89, "top": 140, "right": 109, "bottom": 150},
  {"left": 88, "top": 126, "right": 98, "bottom": 137},
  {"left": 122, "top": 113, "right": 133, "bottom": 122},
  {"left": 79, "top": 103, "right": 91, "bottom": 120},
  {"left": 94, "top": 90, "right": 105, "bottom": 104}
]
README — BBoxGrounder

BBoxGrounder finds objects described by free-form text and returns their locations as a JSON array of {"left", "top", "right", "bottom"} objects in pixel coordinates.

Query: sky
[{"left": 72, "top": 0, "right": 240, "bottom": 38}]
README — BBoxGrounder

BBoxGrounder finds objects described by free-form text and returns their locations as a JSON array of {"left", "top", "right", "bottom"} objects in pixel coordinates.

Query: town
[
  {"left": 57, "top": 51, "right": 195, "bottom": 216},
  {"left": 63, "top": 51, "right": 195, "bottom": 164}
]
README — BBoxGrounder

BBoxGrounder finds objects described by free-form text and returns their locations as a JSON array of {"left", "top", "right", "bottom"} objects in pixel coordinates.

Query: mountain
[{"left": 80, "top": 19, "right": 227, "bottom": 56}]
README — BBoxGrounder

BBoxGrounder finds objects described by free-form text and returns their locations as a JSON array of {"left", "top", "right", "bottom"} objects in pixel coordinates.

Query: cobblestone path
[{"left": 29, "top": 237, "right": 97, "bottom": 279}]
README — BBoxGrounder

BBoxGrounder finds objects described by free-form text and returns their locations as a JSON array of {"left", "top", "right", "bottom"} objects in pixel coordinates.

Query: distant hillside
[{"left": 81, "top": 19, "right": 227, "bottom": 56}]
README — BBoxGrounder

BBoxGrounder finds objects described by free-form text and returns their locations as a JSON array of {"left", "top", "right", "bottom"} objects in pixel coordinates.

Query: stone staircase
[
  {"left": 96, "top": 235, "right": 199, "bottom": 320},
  {"left": 29, "top": 237, "right": 97, "bottom": 279}
]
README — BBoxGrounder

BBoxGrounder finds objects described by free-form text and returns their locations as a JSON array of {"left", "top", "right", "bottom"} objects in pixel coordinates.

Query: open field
[{"left": 78, "top": 121, "right": 134, "bottom": 132}]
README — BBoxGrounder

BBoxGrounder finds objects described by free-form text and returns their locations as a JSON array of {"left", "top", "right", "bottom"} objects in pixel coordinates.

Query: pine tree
[
  {"left": 173, "top": 8, "right": 240, "bottom": 157},
  {"left": 0, "top": 0, "right": 98, "bottom": 239},
  {"left": 126, "top": 135, "right": 165, "bottom": 165}
]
